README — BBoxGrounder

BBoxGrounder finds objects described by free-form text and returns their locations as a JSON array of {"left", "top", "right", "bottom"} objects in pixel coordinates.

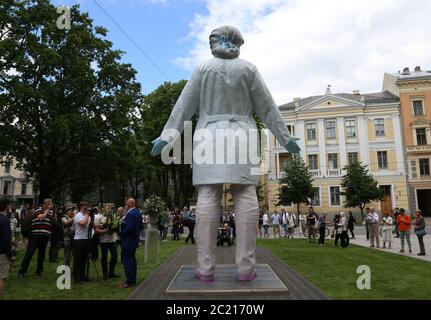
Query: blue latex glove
[
  {"left": 284, "top": 137, "right": 301, "bottom": 154},
  {"left": 151, "top": 137, "right": 169, "bottom": 156}
]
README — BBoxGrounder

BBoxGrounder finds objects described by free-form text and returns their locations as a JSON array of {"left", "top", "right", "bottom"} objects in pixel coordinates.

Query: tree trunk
[
  {"left": 297, "top": 203, "right": 300, "bottom": 216},
  {"left": 38, "top": 177, "right": 53, "bottom": 204}
]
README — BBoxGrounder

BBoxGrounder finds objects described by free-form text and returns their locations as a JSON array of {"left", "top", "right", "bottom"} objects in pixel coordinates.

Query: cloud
[{"left": 175, "top": 0, "right": 431, "bottom": 104}]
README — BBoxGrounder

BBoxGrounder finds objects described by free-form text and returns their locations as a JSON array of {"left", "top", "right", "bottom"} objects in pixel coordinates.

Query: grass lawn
[
  {"left": 258, "top": 239, "right": 431, "bottom": 300},
  {"left": 4, "top": 240, "right": 187, "bottom": 300}
]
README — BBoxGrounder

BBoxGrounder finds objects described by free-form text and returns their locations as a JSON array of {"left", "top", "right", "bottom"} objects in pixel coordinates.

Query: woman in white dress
[{"left": 382, "top": 212, "right": 393, "bottom": 249}]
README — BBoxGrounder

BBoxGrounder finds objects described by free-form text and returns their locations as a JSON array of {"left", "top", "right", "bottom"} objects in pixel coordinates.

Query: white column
[
  {"left": 392, "top": 114, "right": 405, "bottom": 174},
  {"left": 317, "top": 119, "right": 327, "bottom": 175},
  {"left": 296, "top": 120, "right": 306, "bottom": 161},
  {"left": 267, "top": 132, "right": 276, "bottom": 180},
  {"left": 357, "top": 115, "right": 370, "bottom": 165},
  {"left": 337, "top": 117, "right": 347, "bottom": 168},
  {"left": 276, "top": 152, "right": 280, "bottom": 179}
]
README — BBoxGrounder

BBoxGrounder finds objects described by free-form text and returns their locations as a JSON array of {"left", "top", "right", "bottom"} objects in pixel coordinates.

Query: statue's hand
[
  {"left": 284, "top": 137, "right": 301, "bottom": 154},
  {"left": 151, "top": 137, "right": 169, "bottom": 156}
]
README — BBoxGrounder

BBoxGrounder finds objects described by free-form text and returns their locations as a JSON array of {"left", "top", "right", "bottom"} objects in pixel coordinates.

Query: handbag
[{"left": 415, "top": 229, "right": 427, "bottom": 237}]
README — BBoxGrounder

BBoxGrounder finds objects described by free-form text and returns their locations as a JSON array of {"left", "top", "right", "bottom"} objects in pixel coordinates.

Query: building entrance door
[
  {"left": 417, "top": 189, "right": 431, "bottom": 217},
  {"left": 379, "top": 185, "right": 393, "bottom": 215}
]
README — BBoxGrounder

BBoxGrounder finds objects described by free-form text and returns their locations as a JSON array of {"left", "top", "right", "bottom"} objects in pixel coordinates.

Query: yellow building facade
[
  {"left": 265, "top": 87, "right": 409, "bottom": 215},
  {"left": 384, "top": 66, "right": 431, "bottom": 216}
]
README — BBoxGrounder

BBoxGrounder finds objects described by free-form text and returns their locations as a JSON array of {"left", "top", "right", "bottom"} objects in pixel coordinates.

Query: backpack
[{"left": 21, "top": 211, "right": 35, "bottom": 237}]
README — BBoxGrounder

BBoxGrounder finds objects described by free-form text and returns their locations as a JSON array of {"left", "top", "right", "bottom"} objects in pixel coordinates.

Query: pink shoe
[
  {"left": 238, "top": 270, "right": 257, "bottom": 282},
  {"left": 195, "top": 268, "right": 215, "bottom": 282}
]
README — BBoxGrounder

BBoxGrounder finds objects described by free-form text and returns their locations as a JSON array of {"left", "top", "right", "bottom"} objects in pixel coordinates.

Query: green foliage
[
  {"left": 340, "top": 162, "right": 384, "bottom": 215},
  {"left": 278, "top": 155, "right": 315, "bottom": 214},
  {"left": 142, "top": 194, "right": 166, "bottom": 220},
  {"left": 0, "top": 0, "right": 141, "bottom": 203}
]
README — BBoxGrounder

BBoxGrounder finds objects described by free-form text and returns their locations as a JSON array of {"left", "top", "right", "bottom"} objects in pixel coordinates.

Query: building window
[
  {"left": 419, "top": 158, "right": 430, "bottom": 176},
  {"left": 416, "top": 128, "right": 427, "bottom": 145},
  {"left": 330, "top": 186, "right": 341, "bottom": 206},
  {"left": 308, "top": 154, "right": 318, "bottom": 170},
  {"left": 411, "top": 160, "right": 417, "bottom": 178},
  {"left": 348, "top": 152, "right": 358, "bottom": 165},
  {"left": 281, "top": 159, "right": 289, "bottom": 172},
  {"left": 413, "top": 100, "right": 424, "bottom": 116},
  {"left": 325, "top": 120, "right": 336, "bottom": 139},
  {"left": 345, "top": 120, "right": 356, "bottom": 138},
  {"left": 377, "top": 151, "right": 388, "bottom": 169},
  {"left": 310, "top": 187, "right": 320, "bottom": 206},
  {"left": 2, "top": 181, "right": 11, "bottom": 195},
  {"left": 287, "top": 125, "right": 295, "bottom": 136},
  {"left": 328, "top": 153, "right": 338, "bottom": 169},
  {"left": 4, "top": 164, "right": 10, "bottom": 174},
  {"left": 374, "top": 118, "right": 385, "bottom": 137},
  {"left": 21, "top": 183, "right": 27, "bottom": 195},
  {"left": 306, "top": 123, "right": 317, "bottom": 141}
]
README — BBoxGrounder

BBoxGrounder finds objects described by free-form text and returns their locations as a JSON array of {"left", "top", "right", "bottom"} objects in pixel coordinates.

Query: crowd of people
[
  {"left": 0, "top": 196, "right": 428, "bottom": 299},
  {"left": 257, "top": 205, "right": 427, "bottom": 254},
  {"left": 0, "top": 196, "right": 197, "bottom": 299}
]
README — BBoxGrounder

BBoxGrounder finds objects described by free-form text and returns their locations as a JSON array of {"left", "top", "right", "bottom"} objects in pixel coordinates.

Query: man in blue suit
[{"left": 119, "top": 198, "right": 142, "bottom": 288}]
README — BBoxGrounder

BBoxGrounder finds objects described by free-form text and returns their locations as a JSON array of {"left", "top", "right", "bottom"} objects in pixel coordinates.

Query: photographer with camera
[
  {"left": 61, "top": 208, "right": 75, "bottom": 266},
  {"left": 18, "top": 198, "right": 54, "bottom": 278},
  {"left": 94, "top": 208, "right": 120, "bottom": 280},
  {"left": 72, "top": 203, "right": 91, "bottom": 283}
]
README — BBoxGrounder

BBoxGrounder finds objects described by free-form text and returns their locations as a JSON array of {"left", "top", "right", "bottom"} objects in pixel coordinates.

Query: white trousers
[{"left": 195, "top": 184, "right": 259, "bottom": 276}]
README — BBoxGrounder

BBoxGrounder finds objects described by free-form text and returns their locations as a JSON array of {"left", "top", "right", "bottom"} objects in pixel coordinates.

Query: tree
[
  {"left": 0, "top": 0, "right": 142, "bottom": 203},
  {"left": 278, "top": 155, "right": 315, "bottom": 215},
  {"left": 340, "top": 162, "right": 385, "bottom": 217}
]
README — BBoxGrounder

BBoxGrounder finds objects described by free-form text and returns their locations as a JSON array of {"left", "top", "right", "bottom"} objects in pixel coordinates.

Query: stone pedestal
[{"left": 166, "top": 264, "right": 288, "bottom": 297}]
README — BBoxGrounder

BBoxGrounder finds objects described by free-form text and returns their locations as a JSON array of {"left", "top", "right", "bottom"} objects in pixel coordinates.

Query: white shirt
[
  {"left": 287, "top": 213, "right": 296, "bottom": 226},
  {"left": 94, "top": 213, "right": 115, "bottom": 243},
  {"left": 282, "top": 212, "right": 288, "bottom": 224},
  {"left": 73, "top": 212, "right": 91, "bottom": 240},
  {"left": 263, "top": 213, "right": 269, "bottom": 226},
  {"left": 368, "top": 212, "right": 380, "bottom": 224},
  {"left": 382, "top": 216, "right": 393, "bottom": 230}
]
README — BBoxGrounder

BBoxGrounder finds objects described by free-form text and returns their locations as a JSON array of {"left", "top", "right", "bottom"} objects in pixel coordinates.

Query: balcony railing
[
  {"left": 406, "top": 145, "right": 431, "bottom": 152},
  {"left": 309, "top": 170, "right": 321, "bottom": 178},
  {"left": 327, "top": 169, "right": 341, "bottom": 177}
]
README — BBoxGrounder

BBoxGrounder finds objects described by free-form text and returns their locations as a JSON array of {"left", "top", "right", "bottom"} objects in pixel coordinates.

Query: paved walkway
[
  {"left": 348, "top": 232, "right": 430, "bottom": 262},
  {"left": 128, "top": 245, "right": 329, "bottom": 300}
]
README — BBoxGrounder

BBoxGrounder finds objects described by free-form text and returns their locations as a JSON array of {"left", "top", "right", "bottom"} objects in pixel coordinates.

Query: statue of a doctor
[{"left": 151, "top": 26, "right": 300, "bottom": 282}]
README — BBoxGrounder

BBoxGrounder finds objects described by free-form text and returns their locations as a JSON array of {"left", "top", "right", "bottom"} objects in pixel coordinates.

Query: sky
[{"left": 53, "top": 0, "right": 431, "bottom": 105}]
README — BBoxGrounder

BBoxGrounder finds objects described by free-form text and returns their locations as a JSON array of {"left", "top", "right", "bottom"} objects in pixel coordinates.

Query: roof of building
[
  {"left": 279, "top": 90, "right": 399, "bottom": 111},
  {"left": 390, "top": 67, "right": 431, "bottom": 82}
]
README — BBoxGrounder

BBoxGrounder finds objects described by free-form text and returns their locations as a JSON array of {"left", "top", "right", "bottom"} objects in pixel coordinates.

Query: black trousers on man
[
  {"left": 100, "top": 242, "right": 118, "bottom": 277},
  {"left": 341, "top": 231, "right": 349, "bottom": 248},
  {"left": 19, "top": 235, "right": 49, "bottom": 275},
  {"left": 185, "top": 223, "right": 195, "bottom": 244},
  {"left": 418, "top": 235, "right": 426, "bottom": 255},
  {"left": 73, "top": 239, "right": 90, "bottom": 283},
  {"left": 318, "top": 228, "right": 326, "bottom": 244}
]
